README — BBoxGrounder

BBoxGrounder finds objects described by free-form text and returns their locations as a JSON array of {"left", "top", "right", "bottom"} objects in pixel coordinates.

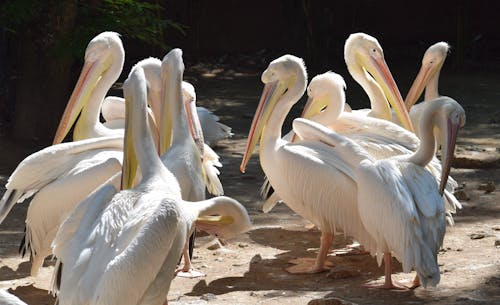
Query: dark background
[{"left": 1, "top": 0, "right": 498, "bottom": 143}]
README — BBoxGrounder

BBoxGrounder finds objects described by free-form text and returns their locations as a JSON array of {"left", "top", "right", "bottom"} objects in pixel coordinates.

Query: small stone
[
  {"left": 456, "top": 248, "right": 463, "bottom": 251},
  {"left": 478, "top": 181, "right": 495, "bottom": 193},
  {"left": 326, "top": 265, "right": 361, "bottom": 279},
  {"left": 215, "top": 257, "right": 224, "bottom": 262},
  {"left": 238, "top": 243, "right": 249, "bottom": 248},
  {"left": 201, "top": 293, "right": 216, "bottom": 301},
  {"left": 454, "top": 190, "right": 470, "bottom": 201},
  {"left": 495, "top": 238, "right": 500, "bottom": 248},
  {"left": 308, "top": 297, "right": 356, "bottom": 305},
  {"left": 469, "top": 232, "right": 486, "bottom": 239},
  {"left": 206, "top": 240, "right": 222, "bottom": 250},
  {"left": 492, "top": 224, "right": 500, "bottom": 231}
]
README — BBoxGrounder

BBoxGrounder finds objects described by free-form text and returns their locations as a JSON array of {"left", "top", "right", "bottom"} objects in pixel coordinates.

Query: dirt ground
[{"left": 0, "top": 62, "right": 499, "bottom": 305}]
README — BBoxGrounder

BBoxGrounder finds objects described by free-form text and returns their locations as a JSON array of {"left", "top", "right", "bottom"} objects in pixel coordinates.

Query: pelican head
[
  {"left": 302, "top": 71, "right": 346, "bottom": 119},
  {"left": 344, "top": 33, "right": 414, "bottom": 132},
  {"left": 405, "top": 42, "right": 450, "bottom": 108},
  {"left": 159, "top": 49, "right": 204, "bottom": 158},
  {"left": 425, "top": 98, "right": 465, "bottom": 195},
  {"left": 240, "top": 55, "right": 307, "bottom": 173},
  {"left": 195, "top": 196, "right": 252, "bottom": 240},
  {"left": 53, "top": 32, "right": 124, "bottom": 144}
]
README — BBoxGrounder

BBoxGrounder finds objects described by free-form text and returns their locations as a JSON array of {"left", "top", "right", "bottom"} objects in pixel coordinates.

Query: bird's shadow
[
  {"left": 186, "top": 226, "right": 415, "bottom": 300},
  {"left": 7, "top": 285, "right": 56, "bottom": 305}
]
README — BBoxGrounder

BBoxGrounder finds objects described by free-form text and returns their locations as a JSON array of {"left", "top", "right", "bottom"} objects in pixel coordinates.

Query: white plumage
[{"left": 52, "top": 63, "right": 251, "bottom": 305}]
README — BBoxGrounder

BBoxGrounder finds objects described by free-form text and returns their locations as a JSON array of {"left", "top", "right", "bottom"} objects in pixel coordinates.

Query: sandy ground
[{"left": 0, "top": 65, "right": 499, "bottom": 305}]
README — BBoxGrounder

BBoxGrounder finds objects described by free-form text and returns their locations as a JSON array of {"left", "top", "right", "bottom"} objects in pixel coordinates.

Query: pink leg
[
  {"left": 286, "top": 232, "right": 334, "bottom": 274},
  {"left": 363, "top": 252, "right": 408, "bottom": 290},
  {"left": 175, "top": 240, "right": 205, "bottom": 278}
]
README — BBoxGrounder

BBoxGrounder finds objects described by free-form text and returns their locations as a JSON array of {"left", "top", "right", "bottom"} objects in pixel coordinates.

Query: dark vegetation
[{"left": 0, "top": 0, "right": 498, "bottom": 142}]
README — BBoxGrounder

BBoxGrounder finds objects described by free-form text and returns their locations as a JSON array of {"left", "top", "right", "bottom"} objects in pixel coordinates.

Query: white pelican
[
  {"left": 291, "top": 96, "right": 464, "bottom": 289},
  {"left": 241, "top": 55, "right": 377, "bottom": 273},
  {"left": 157, "top": 49, "right": 208, "bottom": 277},
  {"left": 344, "top": 33, "right": 414, "bottom": 132},
  {"left": 0, "top": 290, "right": 28, "bottom": 305},
  {"left": 52, "top": 65, "right": 251, "bottom": 305},
  {"left": 405, "top": 42, "right": 450, "bottom": 110}
]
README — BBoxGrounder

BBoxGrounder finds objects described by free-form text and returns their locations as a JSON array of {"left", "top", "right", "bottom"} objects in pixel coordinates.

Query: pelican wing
[
  {"left": 0, "top": 136, "right": 123, "bottom": 223},
  {"left": 357, "top": 159, "right": 445, "bottom": 288},
  {"left": 197, "top": 106, "right": 233, "bottom": 146},
  {"left": 201, "top": 144, "right": 224, "bottom": 195}
]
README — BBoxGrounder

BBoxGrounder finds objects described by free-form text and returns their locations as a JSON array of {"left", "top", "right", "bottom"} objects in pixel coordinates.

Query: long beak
[
  {"left": 291, "top": 96, "right": 326, "bottom": 142},
  {"left": 404, "top": 64, "right": 438, "bottom": 110},
  {"left": 438, "top": 117, "right": 460, "bottom": 195},
  {"left": 366, "top": 56, "right": 415, "bottom": 133},
  {"left": 121, "top": 93, "right": 138, "bottom": 190},
  {"left": 196, "top": 215, "right": 234, "bottom": 226},
  {"left": 185, "top": 97, "right": 205, "bottom": 160},
  {"left": 240, "top": 80, "right": 285, "bottom": 173},
  {"left": 159, "top": 75, "right": 174, "bottom": 155},
  {"left": 53, "top": 58, "right": 108, "bottom": 144}
]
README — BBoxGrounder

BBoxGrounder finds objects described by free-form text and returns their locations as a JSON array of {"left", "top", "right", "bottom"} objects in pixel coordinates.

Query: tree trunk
[{"left": 12, "top": 1, "right": 77, "bottom": 143}]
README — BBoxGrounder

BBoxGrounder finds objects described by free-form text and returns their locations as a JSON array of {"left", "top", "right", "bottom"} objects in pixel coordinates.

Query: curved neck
[
  {"left": 348, "top": 65, "right": 391, "bottom": 120},
  {"left": 77, "top": 51, "right": 124, "bottom": 137},
  {"left": 262, "top": 74, "right": 307, "bottom": 144},
  {"left": 406, "top": 111, "right": 436, "bottom": 167},
  {"left": 424, "top": 70, "right": 440, "bottom": 101}
]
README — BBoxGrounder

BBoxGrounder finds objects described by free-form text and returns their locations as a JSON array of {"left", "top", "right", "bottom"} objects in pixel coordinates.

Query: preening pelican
[
  {"left": 241, "top": 55, "right": 376, "bottom": 273},
  {"left": 344, "top": 33, "right": 414, "bottom": 132},
  {"left": 52, "top": 65, "right": 251, "bottom": 305},
  {"left": 292, "top": 96, "right": 464, "bottom": 289}
]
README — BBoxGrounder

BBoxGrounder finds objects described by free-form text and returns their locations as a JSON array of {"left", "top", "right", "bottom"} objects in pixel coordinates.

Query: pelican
[
  {"left": 0, "top": 290, "right": 28, "bottom": 305},
  {"left": 157, "top": 49, "right": 209, "bottom": 277},
  {"left": 344, "top": 33, "right": 414, "bottom": 132},
  {"left": 405, "top": 42, "right": 450, "bottom": 110},
  {"left": 291, "top": 96, "right": 464, "bottom": 289},
  {"left": 241, "top": 55, "right": 378, "bottom": 273},
  {"left": 52, "top": 65, "right": 251, "bottom": 305}
]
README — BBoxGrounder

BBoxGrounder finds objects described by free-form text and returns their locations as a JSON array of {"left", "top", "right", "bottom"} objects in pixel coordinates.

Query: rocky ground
[{"left": 0, "top": 63, "right": 499, "bottom": 304}]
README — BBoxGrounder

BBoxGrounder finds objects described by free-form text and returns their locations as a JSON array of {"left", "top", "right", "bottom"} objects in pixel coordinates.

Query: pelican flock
[{"left": 0, "top": 30, "right": 467, "bottom": 304}]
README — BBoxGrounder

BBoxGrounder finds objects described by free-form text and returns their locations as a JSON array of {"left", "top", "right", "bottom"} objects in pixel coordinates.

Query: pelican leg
[
  {"left": 407, "top": 274, "right": 421, "bottom": 289},
  {"left": 175, "top": 239, "right": 205, "bottom": 278},
  {"left": 363, "top": 252, "right": 408, "bottom": 290},
  {"left": 286, "top": 231, "right": 334, "bottom": 274}
]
